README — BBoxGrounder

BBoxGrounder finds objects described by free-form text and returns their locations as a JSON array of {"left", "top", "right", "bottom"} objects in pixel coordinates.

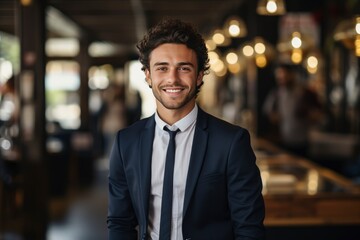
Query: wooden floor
[{"left": 47, "top": 158, "right": 109, "bottom": 240}]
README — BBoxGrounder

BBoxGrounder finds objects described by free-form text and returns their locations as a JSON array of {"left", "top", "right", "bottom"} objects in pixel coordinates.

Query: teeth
[{"left": 166, "top": 89, "right": 181, "bottom": 93}]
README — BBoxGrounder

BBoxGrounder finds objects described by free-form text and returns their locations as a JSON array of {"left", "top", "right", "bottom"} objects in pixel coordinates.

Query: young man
[
  {"left": 262, "top": 63, "right": 324, "bottom": 157},
  {"left": 107, "top": 19, "right": 265, "bottom": 240}
]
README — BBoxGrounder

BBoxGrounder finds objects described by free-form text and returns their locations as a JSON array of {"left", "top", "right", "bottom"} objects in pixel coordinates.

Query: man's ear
[
  {"left": 145, "top": 69, "right": 151, "bottom": 85},
  {"left": 196, "top": 72, "right": 204, "bottom": 87}
]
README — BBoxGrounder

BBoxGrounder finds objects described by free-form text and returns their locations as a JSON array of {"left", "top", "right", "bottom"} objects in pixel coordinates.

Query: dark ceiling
[
  {"left": 48, "top": 0, "right": 246, "bottom": 46},
  {"left": 0, "top": 0, "right": 358, "bottom": 59},
  {"left": 0, "top": 0, "right": 246, "bottom": 54}
]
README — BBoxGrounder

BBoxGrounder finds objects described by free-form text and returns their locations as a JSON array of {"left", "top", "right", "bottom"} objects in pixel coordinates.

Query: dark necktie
[{"left": 159, "top": 127, "right": 180, "bottom": 240}]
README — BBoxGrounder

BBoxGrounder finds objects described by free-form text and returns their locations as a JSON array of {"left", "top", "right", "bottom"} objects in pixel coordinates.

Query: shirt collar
[{"left": 155, "top": 104, "right": 198, "bottom": 132}]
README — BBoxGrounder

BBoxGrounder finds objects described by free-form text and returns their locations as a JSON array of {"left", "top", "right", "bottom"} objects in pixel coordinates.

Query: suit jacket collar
[
  {"left": 183, "top": 107, "right": 209, "bottom": 215},
  {"left": 139, "top": 115, "right": 155, "bottom": 230}
]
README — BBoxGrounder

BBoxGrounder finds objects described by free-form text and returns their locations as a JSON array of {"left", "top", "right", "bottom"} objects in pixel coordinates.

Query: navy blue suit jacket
[{"left": 107, "top": 108, "right": 265, "bottom": 240}]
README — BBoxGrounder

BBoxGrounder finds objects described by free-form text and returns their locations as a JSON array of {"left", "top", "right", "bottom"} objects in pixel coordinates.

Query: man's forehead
[{"left": 150, "top": 44, "right": 196, "bottom": 59}]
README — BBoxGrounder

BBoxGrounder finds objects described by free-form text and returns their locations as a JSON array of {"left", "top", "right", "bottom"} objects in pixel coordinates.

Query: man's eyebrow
[
  {"left": 153, "top": 62, "right": 168, "bottom": 66},
  {"left": 152, "top": 62, "right": 195, "bottom": 67},
  {"left": 177, "top": 62, "right": 195, "bottom": 67}
]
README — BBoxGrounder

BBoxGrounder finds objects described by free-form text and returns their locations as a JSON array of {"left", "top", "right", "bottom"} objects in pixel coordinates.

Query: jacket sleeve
[
  {"left": 107, "top": 132, "right": 138, "bottom": 240},
  {"left": 227, "top": 129, "right": 266, "bottom": 240}
]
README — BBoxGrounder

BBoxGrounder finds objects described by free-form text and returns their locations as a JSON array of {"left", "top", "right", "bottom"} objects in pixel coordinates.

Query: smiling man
[{"left": 107, "top": 19, "right": 265, "bottom": 240}]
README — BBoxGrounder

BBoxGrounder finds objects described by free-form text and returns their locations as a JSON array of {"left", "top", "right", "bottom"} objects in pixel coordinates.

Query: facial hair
[{"left": 153, "top": 83, "right": 198, "bottom": 110}]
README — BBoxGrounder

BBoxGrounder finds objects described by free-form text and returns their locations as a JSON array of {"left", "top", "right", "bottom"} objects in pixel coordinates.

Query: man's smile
[{"left": 162, "top": 87, "right": 184, "bottom": 93}]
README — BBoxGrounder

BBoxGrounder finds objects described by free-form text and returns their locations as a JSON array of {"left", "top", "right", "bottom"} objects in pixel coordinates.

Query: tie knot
[{"left": 163, "top": 126, "right": 180, "bottom": 138}]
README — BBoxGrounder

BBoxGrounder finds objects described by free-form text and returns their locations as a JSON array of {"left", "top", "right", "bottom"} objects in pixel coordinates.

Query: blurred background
[{"left": 0, "top": 0, "right": 360, "bottom": 239}]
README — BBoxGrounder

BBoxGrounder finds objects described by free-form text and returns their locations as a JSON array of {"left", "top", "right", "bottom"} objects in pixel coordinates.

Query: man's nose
[{"left": 166, "top": 68, "right": 179, "bottom": 84}]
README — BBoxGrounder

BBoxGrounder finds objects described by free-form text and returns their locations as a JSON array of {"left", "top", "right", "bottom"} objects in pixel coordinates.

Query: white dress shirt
[{"left": 148, "top": 105, "right": 198, "bottom": 240}]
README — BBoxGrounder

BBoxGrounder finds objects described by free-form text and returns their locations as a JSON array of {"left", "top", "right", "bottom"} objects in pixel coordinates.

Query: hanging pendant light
[
  {"left": 211, "top": 29, "right": 231, "bottom": 47},
  {"left": 355, "top": 16, "right": 360, "bottom": 57},
  {"left": 290, "top": 31, "right": 303, "bottom": 64},
  {"left": 257, "top": 0, "right": 286, "bottom": 16},
  {"left": 223, "top": 16, "right": 247, "bottom": 38},
  {"left": 277, "top": 30, "right": 315, "bottom": 65},
  {"left": 333, "top": 15, "right": 360, "bottom": 57},
  {"left": 239, "top": 37, "right": 275, "bottom": 68}
]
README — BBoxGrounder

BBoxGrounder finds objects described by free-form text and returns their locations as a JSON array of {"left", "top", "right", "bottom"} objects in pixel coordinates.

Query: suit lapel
[
  {"left": 139, "top": 116, "right": 155, "bottom": 225},
  {"left": 183, "top": 108, "right": 208, "bottom": 215}
]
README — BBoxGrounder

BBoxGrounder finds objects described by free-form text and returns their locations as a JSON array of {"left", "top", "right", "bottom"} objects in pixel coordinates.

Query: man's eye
[
  {"left": 157, "top": 67, "right": 167, "bottom": 71},
  {"left": 179, "top": 67, "right": 191, "bottom": 71}
]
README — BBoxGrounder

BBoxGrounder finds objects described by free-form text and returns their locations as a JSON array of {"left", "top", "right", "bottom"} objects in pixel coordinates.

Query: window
[{"left": 45, "top": 61, "right": 80, "bottom": 129}]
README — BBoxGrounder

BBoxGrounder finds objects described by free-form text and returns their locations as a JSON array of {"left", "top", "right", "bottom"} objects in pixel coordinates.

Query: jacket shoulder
[
  {"left": 200, "top": 109, "right": 248, "bottom": 134},
  {"left": 117, "top": 116, "right": 153, "bottom": 139}
]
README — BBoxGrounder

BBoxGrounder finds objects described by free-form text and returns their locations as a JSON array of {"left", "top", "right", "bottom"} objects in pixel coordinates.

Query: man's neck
[{"left": 157, "top": 102, "right": 196, "bottom": 126}]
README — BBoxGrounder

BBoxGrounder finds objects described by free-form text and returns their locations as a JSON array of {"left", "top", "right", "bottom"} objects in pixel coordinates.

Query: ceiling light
[
  {"left": 226, "top": 52, "right": 239, "bottom": 65},
  {"left": 306, "top": 55, "right": 319, "bottom": 74},
  {"left": 21, "top": 0, "right": 32, "bottom": 6},
  {"left": 254, "top": 42, "right": 266, "bottom": 54},
  {"left": 224, "top": 16, "right": 247, "bottom": 38},
  {"left": 355, "top": 17, "right": 360, "bottom": 57},
  {"left": 240, "top": 37, "right": 275, "bottom": 68},
  {"left": 257, "top": 0, "right": 286, "bottom": 16},
  {"left": 291, "top": 32, "right": 302, "bottom": 48},
  {"left": 211, "top": 29, "right": 230, "bottom": 46},
  {"left": 206, "top": 39, "right": 217, "bottom": 51},
  {"left": 242, "top": 45, "right": 254, "bottom": 57},
  {"left": 356, "top": 21, "right": 360, "bottom": 34},
  {"left": 333, "top": 16, "right": 360, "bottom": 56}
]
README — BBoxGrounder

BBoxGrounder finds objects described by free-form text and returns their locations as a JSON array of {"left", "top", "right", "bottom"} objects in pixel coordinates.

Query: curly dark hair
[{"left": 136, "top": 18, "right": 210, "bottom": 75}]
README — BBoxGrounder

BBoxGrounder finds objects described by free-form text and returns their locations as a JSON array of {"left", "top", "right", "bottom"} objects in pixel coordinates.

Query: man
[
  {"left": 107, "top": 19, "right": 265, "bottom": 240},
  {"left": 262, "top": 63, "right": 323, "bottom": 157}
]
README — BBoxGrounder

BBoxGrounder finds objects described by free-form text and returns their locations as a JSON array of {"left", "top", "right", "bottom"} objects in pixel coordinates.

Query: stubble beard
[{"left": 154, "top": 85, "right": 198, "bottom": 110}]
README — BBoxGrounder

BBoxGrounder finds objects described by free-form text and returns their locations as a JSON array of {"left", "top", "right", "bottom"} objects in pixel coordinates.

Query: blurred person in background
[
  {"left": 0, "top": 76, "right": 17, "bottom": 127},
  {"left": 0, "top": 75, "right": 18, "bottom": 186},
  {"left": 100, "top": 83, "right": 128, "bottom": 158},
  {"left": 262, "top": 63, "right": 324, "bottom": 158}
]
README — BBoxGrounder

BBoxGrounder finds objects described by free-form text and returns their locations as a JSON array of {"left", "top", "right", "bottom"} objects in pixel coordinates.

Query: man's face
[
  {"left": 275, "top": 67, "right": 293, "bottom": 87},
  {"left": 145, "top": 43, "right": 203, "bottom": 113}
]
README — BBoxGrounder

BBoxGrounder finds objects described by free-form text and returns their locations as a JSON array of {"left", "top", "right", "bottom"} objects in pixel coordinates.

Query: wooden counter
[{"left": 253, "top": 139, "right": 360, "bottom": 226}]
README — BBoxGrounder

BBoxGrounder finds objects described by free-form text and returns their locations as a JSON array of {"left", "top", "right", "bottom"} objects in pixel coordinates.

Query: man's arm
[
  {"left": 107, "top": 132, "right": 138, "bottom": 240},
  {"left": 227, "top": 129, "right": 266, "bottom": 240}
]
